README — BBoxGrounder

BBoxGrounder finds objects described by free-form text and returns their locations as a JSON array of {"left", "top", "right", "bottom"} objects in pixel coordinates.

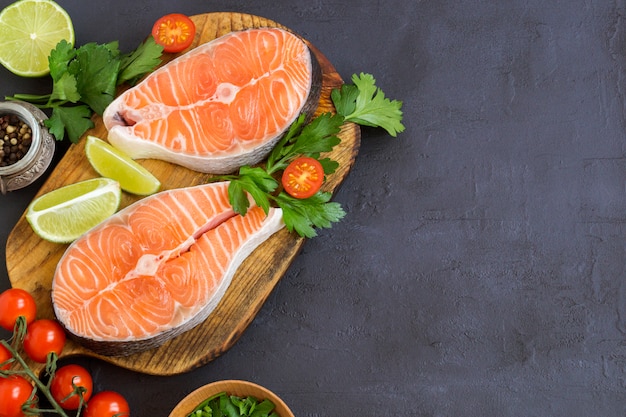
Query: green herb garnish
[
  {"left": 6, "top": 37, "right": 163, "bottom": 143},
  {"left": 187, "top": 392, "right": 279, "bottom": 417},
  {"left": 265, "top": 112, "right": 344, "bottom": 175},
  {"left": 332, "top": 72, "right": 405, "bottom": 137},
  {"left": 215, "top": 72, "right": 404, "bottom": 238}
]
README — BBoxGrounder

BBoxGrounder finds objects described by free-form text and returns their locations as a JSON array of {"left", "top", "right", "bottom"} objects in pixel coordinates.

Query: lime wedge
[
  {"left": 0, "top": 0, "right": 74, "bottom": 77},
  {"left": 85, "top": 135, "right": 161, "bottom": 196},
  {"left": 26, "top": 178, "right": 121, "bottom": 243}
]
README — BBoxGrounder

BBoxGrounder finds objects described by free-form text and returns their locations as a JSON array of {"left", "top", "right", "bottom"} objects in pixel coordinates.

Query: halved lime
[
  {"left": 85, "top": 135, "right": 161, "bottom": 195},
  {"left": 0, "top": 0, "right": 75, "bottom": 77},
  {"left": 26, "top": 178, "right": 121, "bottom": 243}
]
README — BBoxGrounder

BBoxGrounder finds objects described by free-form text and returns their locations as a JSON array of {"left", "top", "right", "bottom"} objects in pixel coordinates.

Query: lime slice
[
  {"left": 0, "top": 0, "right": 74, "bottom": 77},
  {"left": 26, "top": 178, "right": 121, "bottom": 243},
  {"left": 85, "top": 135, "right": 161, "bottom": 195}
]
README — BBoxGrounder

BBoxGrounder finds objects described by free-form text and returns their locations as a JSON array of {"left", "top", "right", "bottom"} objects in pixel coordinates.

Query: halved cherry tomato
[
  {"left": 0, "top": 288, "right": 37, "bottom": 331},
  {"left": 84, "top": 391, "right": 130, "bottom": 417},
  {"left": 152, "top": 13, "right": 196, "bottom": 53},
  {"left": 0, "top": 375, "right": 35, "bottom": 417},
  {"left": 22, "top": 319, "right": 66, "bottom": 363},
  {"left": 281, "top": 156, "right": 325, "bottom": 199},
  {"left": 0, "top": 342, "right": 12, "bottom": 370},
  {"left": 50, "top": 364, "right": 94, "bottom": 410}
]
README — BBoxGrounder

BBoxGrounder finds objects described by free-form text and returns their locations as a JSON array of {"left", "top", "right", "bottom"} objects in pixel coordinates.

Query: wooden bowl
[{"left": 168, "top": 380, "right": 295, "bottom": 417}]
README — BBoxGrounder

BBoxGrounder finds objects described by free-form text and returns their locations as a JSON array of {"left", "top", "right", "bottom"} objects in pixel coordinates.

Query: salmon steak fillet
[
  {"left": 102, "top": 27, "right": 322, "bottom": 174},
  {"left": 51, "top": 181, "right": 284, "bottom": 356}
]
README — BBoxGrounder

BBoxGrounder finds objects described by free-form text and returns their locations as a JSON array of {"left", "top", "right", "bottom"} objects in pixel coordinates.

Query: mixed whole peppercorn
[{"left": 0, "top": 113, "right": 32, "bottom": 167}]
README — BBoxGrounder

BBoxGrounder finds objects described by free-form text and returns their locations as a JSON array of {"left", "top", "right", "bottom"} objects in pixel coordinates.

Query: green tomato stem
[{"left": 0, "top": 339, "right": 71, "bottom": 417}]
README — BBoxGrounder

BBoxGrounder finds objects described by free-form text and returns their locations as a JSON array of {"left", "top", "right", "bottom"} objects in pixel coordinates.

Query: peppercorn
[{"left": 0, "top": 114, "right": 32, "bottom": 167}]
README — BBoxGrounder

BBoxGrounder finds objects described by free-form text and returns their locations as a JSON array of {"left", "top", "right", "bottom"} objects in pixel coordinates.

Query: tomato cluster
[
  {"left": 0, "top": 288, "right": 130, "bottom": 417},
  {"left": 0, "top": 289, "right": 66, "bottom": 367}
]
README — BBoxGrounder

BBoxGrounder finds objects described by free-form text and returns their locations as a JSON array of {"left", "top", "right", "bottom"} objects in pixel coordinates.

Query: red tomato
[
  {"left": 0, "top": 342, "right": 12, "bottom": 370},
  {"left": 84, "top": 391, "right": 130, "bottom": 417},
  {"left": 152, "top": 13, "right": 196, "bottom": 53},
  {"left": 22, "top": 319, "right": 66, "bottom": 363},
  {"left": 0, "top": 375, "right": 35, "bottom": 417},
  {"left": 0, "top": 288, "right": 37, "bottom": 331},
  {"left": 50, "top": 364, "right": 94, "bottom": 410},
  {"left": 281, "top": 156, "right": 325, "bottom": 199}
]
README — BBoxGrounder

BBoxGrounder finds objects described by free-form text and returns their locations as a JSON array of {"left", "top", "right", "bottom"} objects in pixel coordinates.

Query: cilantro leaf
[
  {"left": 318, "top": 157, "right": 339, "bottom": 175},
  {"left": 45, "top": 105, "right": 94, "bottom": 143},
  {"left": 7, "top": 40, "right": 78, "bottom": 107},
  {"left": 266, "top": 112, "right": 343, "bottom": 174},
  {"left": 48, "top": 40, "right": 75, "bottom": 83},
  {"left": 70, "top": 43, "right": 121, "bottom": 115},
  {"left": 49, "top": 72, "right": 80, "bottom": 103},
  {"left": 227, "top": 180, "right": 254, "bottom": 216},
  {"left": 102, "top": 40, "right": 122, "bottom": 57},
  {"left": 275, "top": 192, "right": 346, "bottom": 238},
  {"left": 239, "top": 165, "right": 279, "bottom": 193},
  {"left": 331, "top": 83, "right": 359, "bottom": 116},
  {"left": 223, "top": 166, "right": 279, "bottom": 215},
  {"left": 332, "top": 72, "right": 405, "bottom": 137},
  {"left": 118, "top": 36, "right": 164, "bottom": 86},
  {"left": 288, "top": 112, "right": 343, "bottom": 156},
  {"left": 266, "top": 113, "right": 308, "bottom": 172}
]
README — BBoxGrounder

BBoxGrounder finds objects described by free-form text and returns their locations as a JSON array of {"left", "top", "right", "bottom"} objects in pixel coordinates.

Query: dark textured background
[{"left": 2, "top": 0, "right": 626, "bottom": 415}]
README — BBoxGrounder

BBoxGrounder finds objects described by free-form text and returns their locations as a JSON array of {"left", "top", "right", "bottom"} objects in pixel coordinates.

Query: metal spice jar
[{"left": 0, "top": 101, "right": 55, "bottom": 194}]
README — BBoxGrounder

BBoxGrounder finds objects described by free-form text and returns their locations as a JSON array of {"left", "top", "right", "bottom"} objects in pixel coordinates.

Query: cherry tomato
[
  {"left": 281, "top": 156, "right": 325, "bottom": 199},
  {"left": 152, "top": 13, "right": 196, "bottom": 53},
  {"left": 0, "top": 375, "right": 35, "bottom": 417},
  {"left": 22, "top": 319, "right": 66, "bottom": 363},
  {"left": 84, "top": 391, "right": 130, "bottom": 417},
  {"left": 0, "top": 342, "right": 12, "bottom": 370},
  {"left": 0, "top": 288, "right": 37, "bottom": 331},
  {"left": 50, "top": 364, "right": 94, "bottom": 410}
]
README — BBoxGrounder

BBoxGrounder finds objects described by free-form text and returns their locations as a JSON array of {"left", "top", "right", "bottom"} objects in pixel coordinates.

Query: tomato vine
[{"left": 0, "top": 289, "right": 130, "bottom": 417}]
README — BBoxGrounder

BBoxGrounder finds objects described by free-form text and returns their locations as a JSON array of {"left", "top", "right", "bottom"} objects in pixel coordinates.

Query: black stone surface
[{"left": 2, "top": 0, "right": 626, "bottom": 415}]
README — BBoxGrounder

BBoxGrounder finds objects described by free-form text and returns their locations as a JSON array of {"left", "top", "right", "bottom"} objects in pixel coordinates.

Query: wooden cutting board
[{"left": 4, "top": 12, "right": 360, "bottom": 375}]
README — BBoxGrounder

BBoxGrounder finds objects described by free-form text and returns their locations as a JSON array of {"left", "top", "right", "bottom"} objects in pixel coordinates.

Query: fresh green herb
[
  {"left": 216, "top": 111, "right": 346, "bottom": 238},
  {"left": 118, "top": 36, "right": 165, "bottom": 85},
  {"left": 6, "top": 37, "right": 163, "bottom": 143},
  {"left": 276, "top": 191, "right": 346, "bottom": 238},
  {"left": 265, "top": 112, "right": 343, "bottom": 175},
  {"left": 45, "top": 105, "right": 94, "bottom": 145},
  {"left": 332, "top": 72, "right": 405, "bottom": 137},
  {"left": 215, "top": 72, "right": 403, "bottom": 238},
  {"left": 187, "top": 392, "right": 279, "bottom": 417},
  {"left": 226, "top": 166, "right": 278, "bottom": 215}
]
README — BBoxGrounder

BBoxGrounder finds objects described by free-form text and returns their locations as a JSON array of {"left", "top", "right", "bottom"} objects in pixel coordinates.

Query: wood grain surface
[{"left": 4, "top": 12, "right": 360, "bottom": 375}]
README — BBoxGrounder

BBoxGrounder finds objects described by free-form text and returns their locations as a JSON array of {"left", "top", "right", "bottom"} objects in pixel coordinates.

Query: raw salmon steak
[
  {"left": 103, "top": 27, "right": 322, "bottom": 174},
  {"left": 51, "top": 181, "right": 284, "bottom": 356}
]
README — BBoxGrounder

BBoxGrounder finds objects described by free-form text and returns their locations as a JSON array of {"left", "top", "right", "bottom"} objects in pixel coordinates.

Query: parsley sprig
[
  {"left": 217, "top": 113, "right": 347, "bottom": 238},
  {"left": 333, "top": 72, "right": 405, "bottom": 137},
  {"left": 6, "top": 37, "right": 163, "bottom": 143},
  {"left": 216, "top": 72, "right": 404, "bottom": 238}
]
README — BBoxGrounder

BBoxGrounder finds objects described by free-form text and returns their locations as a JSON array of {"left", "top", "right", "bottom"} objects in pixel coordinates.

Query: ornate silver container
[{"left": 0, "top": 101, "right": 55, "bottom": 194}]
